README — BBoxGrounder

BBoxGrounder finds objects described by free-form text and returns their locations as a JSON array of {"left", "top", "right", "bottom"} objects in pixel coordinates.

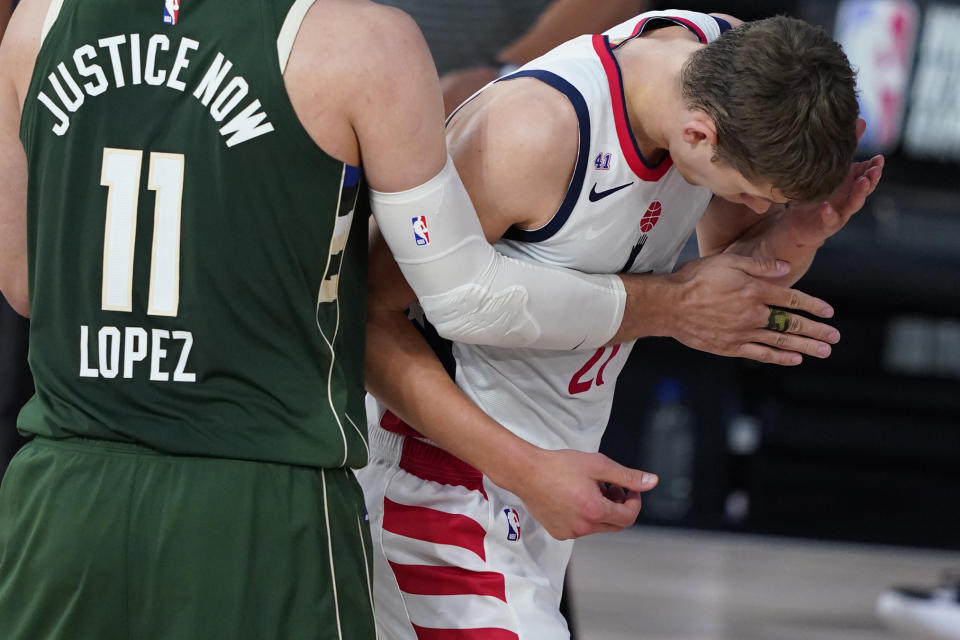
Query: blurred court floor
[{"left": 569, "top": 526, "right": 960, "bottom": 640}]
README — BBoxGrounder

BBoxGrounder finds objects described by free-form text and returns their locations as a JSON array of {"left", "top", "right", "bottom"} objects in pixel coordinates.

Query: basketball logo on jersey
[
  {"left": 163, "top": 0, "right": 180, "bottom": 25},
  {"left": 621, "top": 200, "right": 663, "bottom": 272},
  {"left": 504, "top": 508, "right": 522, "bottom": 541},
  {"left": 412, "top": 216, "right": 431, "bottom": 246},
  {"left": 639, "top": 200, "right": 661, "bottom": 232}
]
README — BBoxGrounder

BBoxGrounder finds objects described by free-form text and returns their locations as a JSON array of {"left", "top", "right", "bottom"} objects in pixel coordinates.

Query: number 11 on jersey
[
  {"left": 82, "top": 147, "right": 195, "bottom": 382},
  {"left": 101, "top": 147, "right": 184, "bottom": 317}
]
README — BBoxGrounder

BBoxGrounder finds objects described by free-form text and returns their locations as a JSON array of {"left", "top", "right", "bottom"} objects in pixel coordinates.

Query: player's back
[{"left": 18, "top": 0, "right": 368, "bottom": 467}]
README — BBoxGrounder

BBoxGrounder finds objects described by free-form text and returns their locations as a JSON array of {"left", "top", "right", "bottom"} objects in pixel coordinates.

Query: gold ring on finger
[{"left": 766, "top": 307, "right": 790, "bottom": 333}]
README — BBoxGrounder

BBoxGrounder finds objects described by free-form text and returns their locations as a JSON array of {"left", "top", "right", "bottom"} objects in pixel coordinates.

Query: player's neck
[{"left": 615, "top": 40, "right": 693, "bottom": 163}]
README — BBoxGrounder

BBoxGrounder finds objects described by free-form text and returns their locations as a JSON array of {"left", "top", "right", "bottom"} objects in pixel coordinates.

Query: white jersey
[
  {"left": 359, "top": 12, "right": 735, "bottom": 640},
  {"left": 372, "top": 10, "right": 730, "bottom": 454}
]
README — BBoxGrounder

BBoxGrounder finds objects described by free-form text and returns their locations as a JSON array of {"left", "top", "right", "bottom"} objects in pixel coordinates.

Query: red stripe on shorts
[
  {"left": 381, "top": 410, "right": 424, "bottom": 438},
  {"left": 383, "top": 498, "right": 487, "bottom": 560},
  {"left": 389, "top": 562, "right": 507, "bottom": 602},
  {"left": 412, "top": 624, "right": 519, "bottom": 640},
  {"left": 399, "top": 437, "right": 488, "bottom": 500}
]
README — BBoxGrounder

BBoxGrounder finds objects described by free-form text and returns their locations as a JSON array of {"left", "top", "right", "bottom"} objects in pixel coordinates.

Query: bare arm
[
  {"left": 0, "top": 0, "right": 47, "bottom": 317},
  {"left": 366, "top": 229, "right": 656, "bottom": 540},
  {"left": 285, "top": 1, "right": 446, "bottom": 190},
  {"left": 440, "top": 0, "right": 646, "bottom": 115},
  {"left": 499, "top": 0, "right": 647, "bottom": 65},
  {"left": 0, "top": 0, "right": 12, "bottom": 41},
  {"left": 0, "top": 51, "right": 27, "bottom": 316}
]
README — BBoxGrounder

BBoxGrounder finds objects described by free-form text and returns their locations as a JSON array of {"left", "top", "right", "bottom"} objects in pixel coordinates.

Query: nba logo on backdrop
[
  {"left": 412, "top": 216, "right": 431, "bottom": 246},
  {"left": 163, "top": 0, "right": 180, "bottom": 25},
  {"left": 504, "top": 508, "right": 522, "bottom": 541}
]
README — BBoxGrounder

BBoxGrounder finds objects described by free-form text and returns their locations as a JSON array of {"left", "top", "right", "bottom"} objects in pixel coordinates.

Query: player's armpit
[{"left": 0, "top": 7, "right": 31, "bottom": 317}]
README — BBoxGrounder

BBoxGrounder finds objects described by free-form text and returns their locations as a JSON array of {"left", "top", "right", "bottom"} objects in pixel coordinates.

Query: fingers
[
  {"left": 752, "top": 326, "right": 837, "bottom": 359},
  {"left": 593, "top": 457, "right": 659, "bottom": 493},
  {"left": 763, "top": 284, "right": 834, "bottom": 318},
  {"left": 834, "top": 155, "right": 884, "bottom": 218},
  {"left": 552, "top": 485, "right": 643, "bottom": 539},
  {"left": 533, "top": 452, "right": 659, "bottom": 540},
  {"left": 739, "top": 305, "right": 840, "bottom": 364},
  {"left": 738, "top": 342, "right": 803, "bottom": 366},
  {"left": 725, "top": 254, "right": 791, "bottom": 279},
  {"left": 864, "top": 155, "right": 884, "bottom": 191},
  {"left": 600, "top": 492, "right": 644, "bottom": 529},
  {"left": 600, "top": 481, "right": 629, "bottom": 503}
]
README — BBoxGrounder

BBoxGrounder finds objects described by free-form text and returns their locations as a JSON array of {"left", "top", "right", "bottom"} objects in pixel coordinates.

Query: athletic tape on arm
[{"left": 370, "top": 156, "right": 625, "bottom": 349}]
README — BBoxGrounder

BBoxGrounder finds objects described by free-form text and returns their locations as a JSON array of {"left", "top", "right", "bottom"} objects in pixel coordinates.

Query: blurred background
[
  {"left": 596, "top": 2, "right": 960, "bottom": 638},
  {"left": 1, "top": 0, "right": 958, "bottom": 639},
  {"left": 602, "top": 0, "right": 960, "bottom": 553}
]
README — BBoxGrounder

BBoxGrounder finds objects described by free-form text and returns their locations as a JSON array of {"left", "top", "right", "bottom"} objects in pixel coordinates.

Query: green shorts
[{"left": 0, "top": 437, "right": 375, "bottom": 640}]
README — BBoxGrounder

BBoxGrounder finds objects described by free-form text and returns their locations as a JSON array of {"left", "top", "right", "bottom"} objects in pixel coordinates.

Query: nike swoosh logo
[
  {"left": 584, "top": 218, "right": 623, "bottom": 240},
  {"left": 588, "top": 182, "right": 633, "bottom": 202}
]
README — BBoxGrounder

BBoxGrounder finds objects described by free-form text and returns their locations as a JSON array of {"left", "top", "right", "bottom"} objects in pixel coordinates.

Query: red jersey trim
[
  {"left": 628, "top": 15, "right": 708, "bottom": 43},
  {"left": 592, "top": 34, "right": 673, "bottom": 181}
]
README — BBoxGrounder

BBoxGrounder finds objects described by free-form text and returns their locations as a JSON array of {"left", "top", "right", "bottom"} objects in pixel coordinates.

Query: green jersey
[{"left": 18, "top": 0, "right": 369, "bottom": 468}]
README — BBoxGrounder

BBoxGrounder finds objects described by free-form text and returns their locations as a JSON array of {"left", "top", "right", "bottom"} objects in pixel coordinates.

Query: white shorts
[{"left": 356, "top": 420, "right": 574, "bottom": 640}]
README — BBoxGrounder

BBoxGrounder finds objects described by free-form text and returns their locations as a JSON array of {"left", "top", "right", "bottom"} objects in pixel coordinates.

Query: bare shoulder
[
  {"left": 0, "top": 0, "right": 53, "bottom": 103},
  {"left": 292, "top": 0, "right": 432, "bottom": 91},
  {"left": 447, "top": 78, "right": 580, "bottom": 234},
  {"left": 474, "top": 78, "right": 578, "bottom": 171},
  {"left": 284, "top": 0, "right": 444, "bottom": 183}
]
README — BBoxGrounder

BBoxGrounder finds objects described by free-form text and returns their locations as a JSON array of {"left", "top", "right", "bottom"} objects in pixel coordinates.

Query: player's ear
[{"left": 681, "top": 112, "right": 717, "bottom": 147}]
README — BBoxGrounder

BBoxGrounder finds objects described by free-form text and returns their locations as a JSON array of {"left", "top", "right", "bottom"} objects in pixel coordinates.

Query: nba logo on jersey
[
  {"left": 504, "top": 508, "right": 522, "bottom": 541},
  {"left": 412, "top": 216, "right": 430, "bottom": 246},
  {"left": 163, "top": 0, "right": 180, "bottom": 25}
]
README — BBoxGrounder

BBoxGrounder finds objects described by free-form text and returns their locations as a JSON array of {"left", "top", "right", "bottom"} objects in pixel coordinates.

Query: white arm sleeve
[{"left": 370, "top": 155, "right": 625, "bottom": 350}]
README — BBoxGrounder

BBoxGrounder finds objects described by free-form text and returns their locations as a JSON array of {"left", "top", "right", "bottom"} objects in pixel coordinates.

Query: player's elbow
[{"left": 419, "top": 284, "right": 541, "bottom": 347}]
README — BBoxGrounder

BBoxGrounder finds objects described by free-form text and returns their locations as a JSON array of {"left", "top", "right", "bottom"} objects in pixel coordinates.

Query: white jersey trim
[
  {"left": 277, "top": 0, "right": 317, "bottom": 73},
  {"left": 40, "top": 0, "right": 66, "bottom": 45},
  {"left": 322, "top": 470, "right": 345, "bottom": 640}
]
